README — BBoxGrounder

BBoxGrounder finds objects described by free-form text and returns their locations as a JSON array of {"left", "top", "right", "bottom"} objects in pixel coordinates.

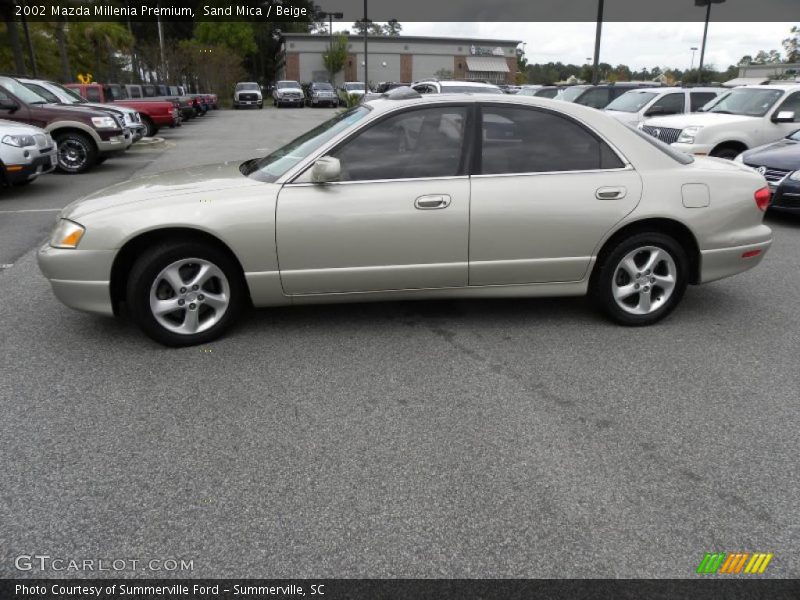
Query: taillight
[{"left": 754, "top": 186, "right": 771, "bottom": 212}]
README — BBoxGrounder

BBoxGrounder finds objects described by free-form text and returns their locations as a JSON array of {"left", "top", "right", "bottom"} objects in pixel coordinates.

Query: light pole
[
  {"left": 319, "top": 10, "right": 343, "bottom": 45},
  {"left": 591, "top": 0, "right": 604, "bottom": 84},
  {"left": 689, "top": 46, "right": 698, "bottom": 72},
  {"left": 362, "top": 0, "right": 369, "bottom": 91},
  {"left": 695, "top": 0, "right": 725, "bottom": 83}
]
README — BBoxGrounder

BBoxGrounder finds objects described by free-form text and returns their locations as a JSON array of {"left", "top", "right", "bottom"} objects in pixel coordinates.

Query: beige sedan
[{"left": 38, "top": 88, "right": 773, "bottom": 346}]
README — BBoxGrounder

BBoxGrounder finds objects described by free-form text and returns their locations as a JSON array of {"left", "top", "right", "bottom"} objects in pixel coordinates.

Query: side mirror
[
  {"left": 311, "top": 156, "right": 341, "bottom": 183},
  {"left": 0, "top": 98, "right": 18, "bottom": 111},
  {"left": 773, "top": 110, "right": 796, "bottom": 123}
]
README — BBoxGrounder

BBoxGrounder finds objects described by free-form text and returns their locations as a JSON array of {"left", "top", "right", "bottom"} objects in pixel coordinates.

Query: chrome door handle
[
  {"left": 596, "top": 187, "right": 627, "bottom": 200},
  {"left": 414, "top": 194, "right": 451, "bottom": 210}
]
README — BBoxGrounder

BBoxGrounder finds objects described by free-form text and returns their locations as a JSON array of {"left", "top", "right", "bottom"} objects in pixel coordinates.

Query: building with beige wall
[{"left": 280, "top": 33, "right": 521, "bottom": 87}]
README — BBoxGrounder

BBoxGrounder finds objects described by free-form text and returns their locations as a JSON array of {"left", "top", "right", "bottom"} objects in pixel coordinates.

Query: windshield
[
  {"left": 312, "top": 83, "right": 333, "bottom": 90},
  {"left": 556, "top": 87, "right": 588, "bottom": 102},
  {"left": 606, "top": 91, "right": 659, "bottom": 113},
  {"left": 345, "top": 83, "right": 365, "bottom": 91},
  {"left": 22, "top": 82, "right": 60, "bottom": 104},
  {"left": 703, "top": 88, "right": 784, "bottom": 117},
  {"left": 0, "top": 76, "right": 50, "bottom": 104},
  {"left": 236, "top": 83, "right": 260, "bottom": 91},
  {"left": 34, "top": 81, "right": 83, "bottom": 104},
  {"left": 277, "top": 81, "right": 301, "bottom": 89},
  {"left": 241, "top": 106, "right": 371, "bottom": 183},
  {"left": 442, "top": 85, "right": 502, "bottom": 94}
]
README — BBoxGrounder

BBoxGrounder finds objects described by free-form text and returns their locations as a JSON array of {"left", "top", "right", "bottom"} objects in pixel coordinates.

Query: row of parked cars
[
  {"left": 233, "top": 80, "right": 370, "bottom": 109},
  {"left": 0, "top": 75, "right": 218, "bottom": 185}
]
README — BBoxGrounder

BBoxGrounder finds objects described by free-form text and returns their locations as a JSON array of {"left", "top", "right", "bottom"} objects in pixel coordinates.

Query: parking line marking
[{"left": 0, "top": 208, "right": 61, "bottom": 214}]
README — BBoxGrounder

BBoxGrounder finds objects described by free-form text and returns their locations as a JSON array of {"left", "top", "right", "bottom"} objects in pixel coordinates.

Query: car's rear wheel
[
  {"left": 127, "top": 242, "right": 245, "bottom": 346},
  {"left": 54, "top": 131, "right": 97, "bottom": 174},
  {"left": 591, "top": 232, "right": 688, "bottom": 326}
]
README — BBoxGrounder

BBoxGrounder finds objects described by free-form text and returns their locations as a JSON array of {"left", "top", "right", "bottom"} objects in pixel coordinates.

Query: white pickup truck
[{"left": 640, "top": 84, "right": 800, "bottom": 159}]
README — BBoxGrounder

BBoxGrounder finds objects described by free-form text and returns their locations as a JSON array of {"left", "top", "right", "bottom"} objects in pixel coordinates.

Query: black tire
[
  {"left": 54, "top": 131, "right": 97, "bottom": 174},
  {"left": 710, "top": 146, "right": 741, "bottom": 160},
  {"left": 590, "top": 232, "right": 688, "bottom": 326},
  {"left": 141, "top": 116, "right": 158, "bottom": 138},
  {"left": 126, "top": 241, "right": 245, "bottom": 347}
]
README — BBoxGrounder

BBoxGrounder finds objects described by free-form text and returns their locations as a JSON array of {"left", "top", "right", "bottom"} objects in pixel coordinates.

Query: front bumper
[
  {"left": 37, "top": 244, "right": 115, "bottom": 316},
  {"left": 276, "top": 96, "right": 304, "bottom": 105},
  {"left": 769, "top": 179, "right": 800, "bottom": 213},
  {"left": 699, "top": 228, "right": 773, "bottom": 284},
  {"left": 234, "top": 97, "right": 262, "bottom": 106},
  {"left": 671, "top": 142, "right": 715, "bottom": 156},
  {"left": 96, "top": 129, "right": 130, "bottom": 155},
  {"left": 3, "top": 149, "right": 57, "bottom": 183}
]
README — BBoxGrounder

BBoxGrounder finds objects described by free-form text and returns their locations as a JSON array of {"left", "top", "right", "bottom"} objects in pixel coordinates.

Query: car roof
[{"left": 737, "top": 84, "right": 800, "bottom": 92}]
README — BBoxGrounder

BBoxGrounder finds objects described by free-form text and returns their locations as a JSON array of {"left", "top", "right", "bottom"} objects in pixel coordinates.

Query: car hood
[
  {"left": 0, "top": 118, "right": 46, "bottom": 134},
  {"left": 63, "top": 161, "right": 263, "bottom": 220},
  {"left": 83, "top": 102, "right": 135, "bottom": 116},
  {"left": 644, "top": 112, "right": 758, "bottom": 129},
  {"left": 742, "top": 138, "right": 800, "bottom": 170},
  {"left": 39, "top": 103, "right": 116, "bottom": 119},
  {"left": 605, "top": 110, "right": 640, "bottom": 125}
]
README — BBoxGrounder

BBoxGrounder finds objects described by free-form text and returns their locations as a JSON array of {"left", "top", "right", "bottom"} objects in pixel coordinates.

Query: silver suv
[{"left": 0, "top": 118, "right": 56, "bottom": 186}]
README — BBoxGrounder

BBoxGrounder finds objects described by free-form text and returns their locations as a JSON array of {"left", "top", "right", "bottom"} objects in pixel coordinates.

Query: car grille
[
  {"left": 282, "top": 92, "right": 302, "bottom": 99},
  {"left": 642, "top": 125, "right": 682, "bottom": 145},
  {"left": 744, "top": 163, "right": 792, "bottom": 185},
  {"left": 239, "top": 93, "right": 258, "bottom": 101}
]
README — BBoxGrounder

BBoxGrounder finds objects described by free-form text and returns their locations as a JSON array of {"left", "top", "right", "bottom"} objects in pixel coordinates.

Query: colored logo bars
[{"left": 696, "top": 552, "right": 773, "bottom": 574}]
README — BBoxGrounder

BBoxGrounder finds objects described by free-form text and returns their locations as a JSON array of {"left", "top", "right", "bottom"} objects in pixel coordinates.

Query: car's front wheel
[
  {"left": 127, "top": 241, "right": 245, "bottom": 346},
  {"left": 591, "top": 232, "right": 688, "bottom": 326},
  {"left": 54, "top": 131, "right": 97, "bottom": 174}
]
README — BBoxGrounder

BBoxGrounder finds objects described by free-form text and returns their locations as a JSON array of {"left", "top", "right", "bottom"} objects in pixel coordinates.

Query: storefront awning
[{"left": 465, "top": 56, "right": 509, "bottom": 73}]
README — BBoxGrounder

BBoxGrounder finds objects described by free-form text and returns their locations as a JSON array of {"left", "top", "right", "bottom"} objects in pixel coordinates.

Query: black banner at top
[{"left": 4, "top": 0, "right": 800, "bottom": 22}]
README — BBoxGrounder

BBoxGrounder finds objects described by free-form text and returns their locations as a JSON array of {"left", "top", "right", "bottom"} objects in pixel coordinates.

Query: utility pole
[
  {"left": 695, "top": 0, "right": 726, "bottom": 83},
  {"left": 157, "top": 2, "right": 167, "bottom": 82},
  {"left": 592, "top": 0, "right": 604, "bottom": 84},
  {"left": 363, "top": 0, "right": 369, "bottom": 91}
]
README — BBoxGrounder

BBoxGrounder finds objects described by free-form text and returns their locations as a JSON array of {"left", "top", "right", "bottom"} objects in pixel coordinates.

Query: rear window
[{"left": 630, "top": 125, "right": 694, "bottom": 165}]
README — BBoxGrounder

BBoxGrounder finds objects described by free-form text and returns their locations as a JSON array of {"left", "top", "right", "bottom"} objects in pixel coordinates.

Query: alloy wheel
[
  {"left": 149, "top": 258, "right": 230, "bottom": 335},
  {"left": 58, "top": 139, "right": 88, "bottom": 171},
  {"left": 611, "top": 246, "right": 677, "bottom": 315}
]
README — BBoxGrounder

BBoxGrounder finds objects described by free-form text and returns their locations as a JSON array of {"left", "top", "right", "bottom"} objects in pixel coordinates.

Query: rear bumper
[{"left": 699, "top": 231, "right": 773, "bottom": 284}]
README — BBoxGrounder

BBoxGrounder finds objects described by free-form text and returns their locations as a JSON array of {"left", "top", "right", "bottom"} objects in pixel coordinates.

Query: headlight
[
  {"left": 49, "top": 219, "right": 86, "bottom": 249},
  {"left": 91, "top": 116, "right": 117, "bottom": 129},
  {"left": 677, "top": 126, "right": 703, "bottom": 144},
  {"left": 790, "top": 170, "right": 800, "bottom": 182},
  {"left": 2, "top": 134, "right": 35, "bottom": 147}
]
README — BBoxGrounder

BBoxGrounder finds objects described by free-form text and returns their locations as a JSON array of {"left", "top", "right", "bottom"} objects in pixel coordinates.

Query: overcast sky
[{"left": 397, "top": 22, "right": 795, "bottom": 70}]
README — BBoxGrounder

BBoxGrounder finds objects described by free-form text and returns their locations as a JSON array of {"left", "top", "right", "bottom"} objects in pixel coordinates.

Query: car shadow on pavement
[{"left": 765, "top": 211, "right": 800, "bottom": 228}]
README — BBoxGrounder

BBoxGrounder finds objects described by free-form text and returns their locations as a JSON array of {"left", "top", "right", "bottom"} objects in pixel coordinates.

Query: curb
[{"left": 133, "top": 136, "right": 167, "bottom": 148}]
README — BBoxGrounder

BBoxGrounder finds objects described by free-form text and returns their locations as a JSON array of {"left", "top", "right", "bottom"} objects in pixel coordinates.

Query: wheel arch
[
  {"left": 109, "top": 227, "right": 252, "bottom": 315},
  {"left": 591, "top": 218, "right": 701, "bottom": 286},
  {"left": 47, "top": 122, "right": 101, "bottom": 147},
  {"left": 710, "top": 140, "right": 748, "bottom": 156}
]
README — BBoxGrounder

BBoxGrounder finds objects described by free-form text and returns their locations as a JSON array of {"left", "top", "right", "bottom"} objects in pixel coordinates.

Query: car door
[
  {"left": 643, "top": 92, "right": 686, "bottom": 118},
  {"left": 769, "top": 91, "right": 800, "bottom": 138},
  {"left": 469, "top": 104, "right": 642, "bottom": 286},
  {"left": 276, "top": 104, "right": 472, "bottom": 295}
]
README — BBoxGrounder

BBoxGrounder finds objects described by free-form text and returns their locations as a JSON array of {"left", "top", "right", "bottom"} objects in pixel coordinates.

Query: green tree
[
  {"left": 194, "top": 22, "right": 257, "bottom": 57},
  {"left": 783, "top": 26, "right": 799, "bottom": 63},
  {"left": 383, "top": 21, "right": 402, "bottom": 36},
  {"left": 323, "top": 34, "right": 348, "bottom": 83}
]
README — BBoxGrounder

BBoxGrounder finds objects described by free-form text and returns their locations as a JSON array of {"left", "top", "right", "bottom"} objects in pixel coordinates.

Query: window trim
[
  {"left": 474, "top": 102, "right": 631, "bottom": 177},
  {"left": 286, "top": 102, "right": 476, "bottom": 185}
]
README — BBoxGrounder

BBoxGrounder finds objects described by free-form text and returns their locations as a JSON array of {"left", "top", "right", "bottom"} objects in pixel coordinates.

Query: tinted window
[
  {"left": 333, "top": 106, "right": 469, "bottom": 181},
  {"left": 23, "top": 83, "right": 59, "bottom": 103},
  {"left": 86, "top": 87, "right": 102, "bottom": 102},
  {"left": 776, "top": 92, "right": 800, "bottom": 121},
  {"left": 480, "top": 106, "right": 623, "bottom": 174},
  {"left": 647, "top": 93, "right": 684, "bottom": 116},
  {"left": 575, "top": 87, "right": 611, "bottom": 108},
  {"left": 690, "top": 92, "right": 717, "bottom": 111}
]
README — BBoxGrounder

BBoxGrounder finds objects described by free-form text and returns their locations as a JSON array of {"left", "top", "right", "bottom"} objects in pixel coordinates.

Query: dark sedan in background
[{"left": 738, "top": 129, "right": 800, "bottom": 213}]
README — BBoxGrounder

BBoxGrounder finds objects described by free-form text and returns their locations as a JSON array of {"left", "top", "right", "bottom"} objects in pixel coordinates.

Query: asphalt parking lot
[{"left": 1, "top": 106, "right": 799, "bottom": 579}]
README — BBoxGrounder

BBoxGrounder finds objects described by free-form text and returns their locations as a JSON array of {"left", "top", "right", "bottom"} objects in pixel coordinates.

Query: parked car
[
  {"left": 273, "top": 81, "right": 304, "bottom": 108},
  {"left": 233, "top": 82, "right": 263, "bottom": 109},
  {"left": 0, "top": 118, "right": 56, "bottom": 186},
  {"left": 411, "top": 80, "right": 503, "bottom": 94},
  {"left": 518, "top": 85, "right": 561, "bottom": 99},
  {"left": 337, "top": 82, "right": 367, "bottom": 104},
  {"left": 605, "top": 87, "right": 725, "bottom": 127},
  {"left": 38, "top": 89, "right": 772, "bottom": 346},
  {"left": 19, "top": 78, "right": 145, "bottom": 143},
  {"left": 375, "top": 82, "right": 411, "bottom": 94},
  {"left": 0, "top": 76, "right": 129, "bottom": 174},
  {"left": 306, "top": 82, "right": 338, "bottom": 107},
  {"left": 64, "top": 83, "right": 180, "bottom": 137},
  {"left": 556, "top": 83, "right": 661, "bottom": 109},
  {"left": 736, "top": 128, "right": 800, "bottom": 213},
  {"left": 641, "top": 84, "right": 800, "bottom": 159}
]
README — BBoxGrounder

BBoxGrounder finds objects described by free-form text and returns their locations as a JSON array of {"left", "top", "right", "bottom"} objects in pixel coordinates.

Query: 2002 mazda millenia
[{"left": 38, "top": 88, "right": 773, "bottom": 346}]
